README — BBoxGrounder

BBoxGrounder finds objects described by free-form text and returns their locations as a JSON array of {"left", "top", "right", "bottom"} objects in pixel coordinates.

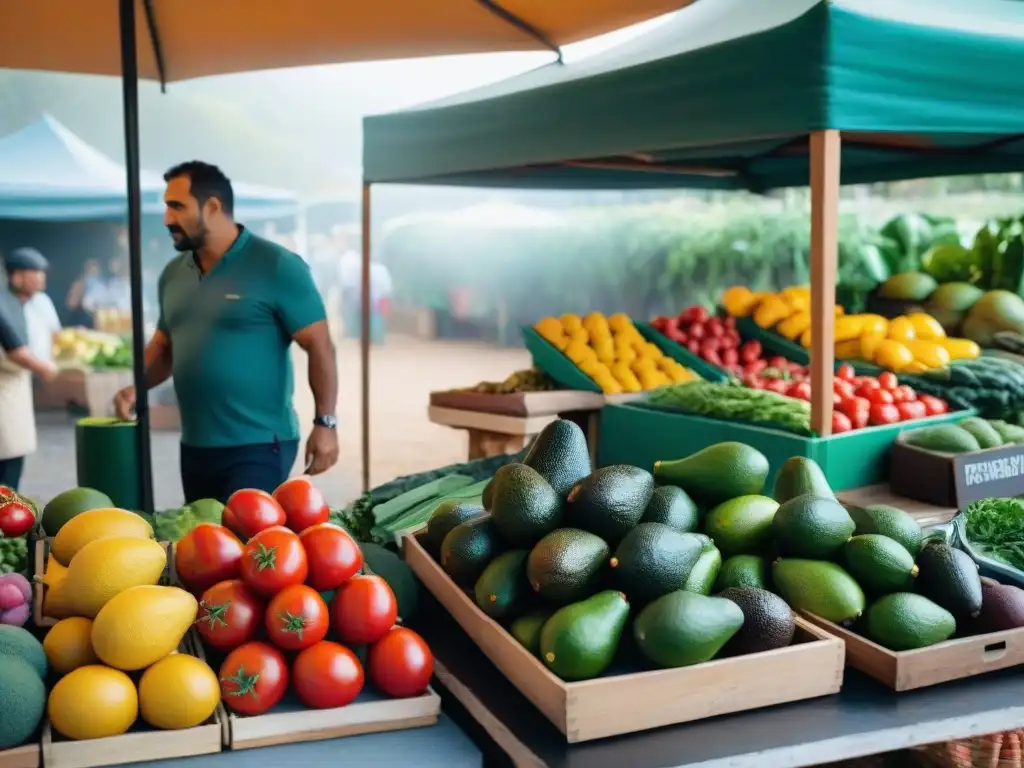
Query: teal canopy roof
[
  {"left": 0, "top": 115, "right": 298, "bottom": 220},
  {"left": 363, "top": 0, "right": 1024, "bottom": 190}
]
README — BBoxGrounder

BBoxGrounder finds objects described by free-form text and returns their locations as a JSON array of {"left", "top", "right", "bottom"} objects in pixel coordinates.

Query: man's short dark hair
[{"left": 164, "top": 161, "right": 234, "bottom": 216}]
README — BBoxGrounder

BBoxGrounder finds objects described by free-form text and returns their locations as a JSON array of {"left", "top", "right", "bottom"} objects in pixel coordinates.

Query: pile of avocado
[
  {"left": 904, "top": 416, "right": 1024, "bottom": 454},
  {"left": 420, "top": 422, "right": 799, "bottom": 681}
]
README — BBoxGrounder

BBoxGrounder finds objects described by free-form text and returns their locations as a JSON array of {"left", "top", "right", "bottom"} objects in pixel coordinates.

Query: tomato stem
[
  {"left": 221, "top": 665, "right": 261, "bottom": 697},
  {"left": 197, "top": 600, "right": 231, "bottom": 629},
  {"left": 278, "top": 611, "right": 307, "bottom": 638},
  {"left": 251, "top": 543, "right": 278, "bottom": 571}
]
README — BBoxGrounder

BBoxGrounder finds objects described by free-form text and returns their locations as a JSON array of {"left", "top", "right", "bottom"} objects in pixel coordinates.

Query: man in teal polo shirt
[{"left": 114, "top": 161, "right": 339, "bottom": 503}]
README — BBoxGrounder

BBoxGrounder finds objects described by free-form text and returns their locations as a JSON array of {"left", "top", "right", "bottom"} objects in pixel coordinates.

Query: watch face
[{"left": 315, "top": 415, "right": 337, "bottom": 428}]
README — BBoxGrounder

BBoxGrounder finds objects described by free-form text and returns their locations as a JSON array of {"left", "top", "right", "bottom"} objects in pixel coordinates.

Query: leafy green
[
  {"left": 964, "top": 498, "right": 1024, "bottom": 571},
  {"left": 149, "top": 499, "right": 225, "bottom": 542}
]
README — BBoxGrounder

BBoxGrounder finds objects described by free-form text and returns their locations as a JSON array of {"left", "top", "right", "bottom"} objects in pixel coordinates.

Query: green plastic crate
[
  {"left": 634, "top": 322, "right": 730, "bottom": 383},
  {"left": 521, "top": 325, "right": 601, "bottom": 392},
  {"left": 596, "top": 403, "right": 975, "bottom": 493}
]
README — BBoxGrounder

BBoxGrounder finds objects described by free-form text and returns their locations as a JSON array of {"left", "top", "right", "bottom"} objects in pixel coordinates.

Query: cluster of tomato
[
  {"left": 0, "top": 485, "right": 35, "bottom": 538},
  {"left": 651, "top": 306, "right": 748, "bottom": 369},
  {"left": 174, "top": 477, "right": 432, "bottom": 715},
  {"left": 825, "top": 366, "right": 948, "bottom": 433}
]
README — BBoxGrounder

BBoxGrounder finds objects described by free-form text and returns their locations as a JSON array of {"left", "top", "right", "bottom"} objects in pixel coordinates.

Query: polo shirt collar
[{"left": 188, "top": 225, "right": 249, "bottom": 273}]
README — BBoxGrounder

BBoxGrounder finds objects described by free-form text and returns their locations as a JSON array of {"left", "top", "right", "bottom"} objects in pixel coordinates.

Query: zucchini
[{"left": 372, "top": 475, "right": 473, "bottom": 527}]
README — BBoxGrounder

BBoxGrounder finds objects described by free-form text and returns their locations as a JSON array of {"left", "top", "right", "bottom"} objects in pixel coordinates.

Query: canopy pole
[
  {"left": 360, "top": 183, "right": 372, "bottom": 493},
  {"left": 118, "top": 0, "right": 155, "bottom": 514},
  {"left": 809, "top": 130, "right": 841, "bottom": 437}
]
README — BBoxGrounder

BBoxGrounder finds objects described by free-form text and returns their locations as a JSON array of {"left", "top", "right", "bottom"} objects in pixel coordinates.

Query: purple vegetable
[
  {"left": 0, "top": 573, "right": 30, "bottom": 605},
  {"left": 0, "top": 601, "right": 30, "bottom": 626}
]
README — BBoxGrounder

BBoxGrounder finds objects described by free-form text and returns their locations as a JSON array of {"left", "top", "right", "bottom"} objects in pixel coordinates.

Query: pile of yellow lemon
[{"left": 534, "top": 312, "right": 697, "bottom": 394}]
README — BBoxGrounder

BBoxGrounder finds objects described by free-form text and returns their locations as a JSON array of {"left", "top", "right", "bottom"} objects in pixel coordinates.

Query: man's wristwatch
[{"left": 313, "top": 415, "right": 337, "bottom": 429}]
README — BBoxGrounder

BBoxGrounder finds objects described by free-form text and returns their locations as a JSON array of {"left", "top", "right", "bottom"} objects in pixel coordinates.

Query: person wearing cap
[
  {"left": 0, "top": 248, "right": 59, "bottom": 490},
  {"left": 14, "top": 248, "right": 62, "bottom": 364}
]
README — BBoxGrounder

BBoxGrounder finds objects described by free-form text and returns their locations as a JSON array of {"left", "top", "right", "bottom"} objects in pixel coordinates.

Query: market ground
[{"left": 23, "top": 333, "right": 530, "bottom": 508}]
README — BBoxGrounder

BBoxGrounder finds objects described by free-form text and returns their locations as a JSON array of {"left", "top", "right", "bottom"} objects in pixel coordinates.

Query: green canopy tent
[{"left": 361, "top": 0, "right": 1024, "bottom": 472}]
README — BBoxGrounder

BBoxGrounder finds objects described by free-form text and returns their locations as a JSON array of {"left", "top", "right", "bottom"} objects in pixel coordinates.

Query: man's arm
[
  {"left": 143, "top": 330, "right": 173, "bottom": 390},
  {"left": 293, "top": 321, "right": 338, "bottom": 417}
]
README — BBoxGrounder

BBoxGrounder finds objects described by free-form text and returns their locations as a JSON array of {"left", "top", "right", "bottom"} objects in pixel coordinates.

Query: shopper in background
[
  {"left": 14, "top": 248, "right": 62, "bottom": 364},
  {"left": 0, "top": 249, "right": 59, "bottom": 490},
  {"left": 65, "top": 258, "right": 104, "bottom": 327},
  {"left": 113, "top": 160, "right": 340, "bottom": 503}
]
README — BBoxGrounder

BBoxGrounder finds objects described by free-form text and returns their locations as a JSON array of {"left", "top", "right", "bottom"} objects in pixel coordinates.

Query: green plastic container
[
  {"left": 75, "top": 417, "right": 141, "bottom": 511},
  {"left": 521, "top": 326, "right": 601, "bottom": 392},
  {"left": 634, "top": 322, "right": 729, "bottom": 383},
  {"left": 597, "top": 403, "right": 975, "bottom": 493}
]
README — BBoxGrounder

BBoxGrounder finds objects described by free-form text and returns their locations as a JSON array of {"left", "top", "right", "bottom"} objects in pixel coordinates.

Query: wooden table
[{"left": 837, "top": 484, "right": 958, "bottom": 527}]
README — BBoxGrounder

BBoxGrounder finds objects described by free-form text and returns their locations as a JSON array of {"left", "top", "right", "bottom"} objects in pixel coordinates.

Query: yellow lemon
[
  {"left": 559, "top": 313, "right": 583, "bottom": 334},
  {"left": 608, "top": 313, "right": 632, "bottom": 333},
  {"left": 51, "top": 508, "right": 153, "bottom": 566},
  {"left": 139, "top": 654, "right": 221, "bottom": 730},
  {"left": 43, "top": 617, "right": 99, "bottom": 675},
  {"left": 48, "top": 665, "right": 138, "bottom": 740},
  {"left": 92, "top": 585, "right": 198, "bottom": 671}
]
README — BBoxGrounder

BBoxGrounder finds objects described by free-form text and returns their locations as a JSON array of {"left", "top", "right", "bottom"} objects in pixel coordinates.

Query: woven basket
[{"left": 913, "top": 732, "right": 1024, "bottom": 768}]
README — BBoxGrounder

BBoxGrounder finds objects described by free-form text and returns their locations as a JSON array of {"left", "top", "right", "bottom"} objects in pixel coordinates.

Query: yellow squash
[
  {"left": 48, "top": 665, "right": 138, "bottom": 740},
  {"left": 139, "top": 654, "right": 221, "bottom": 730},
  {"left": 777, "top": 311, "right": 811, "bottom": 341},
  {"left": 887, "top": 316, "right": 917, "bottom": 344},
  {"left": 938, "top": 338, "right": 982, "bottom": 360},
  {"left": 721, "top": 286, "right": 761, "bottom": 317},
  {"left": 834, "top": 315, "right": 867, "bottom": 342},
  {"left": 906, "top": 340, "right": 952, "bottom": 370},
  {"left": 907, "top": 312, "right": 946, "bottom": 341},
  {"left": 43, "top": 617, "right": 99, "bottom": 675},
  {"left": 753, "top": 296, "right": 791, "bottom": 329},
  {"left": 50, "top": 508, "right": 153, "bottom": 566},
  {"left": 874, "top": 340, "right": 914, "bottom": 372},
  {"left": 834, "top": 340, "right": 861, "bottom": 359},
  {"left": 91, "top": 585, "right": 198, "bottom": 671},
  {"left": 46, "top": 537, "right": 167, "bottom": 619}
]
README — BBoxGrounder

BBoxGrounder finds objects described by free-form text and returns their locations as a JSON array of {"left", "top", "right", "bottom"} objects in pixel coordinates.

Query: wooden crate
[
  {"left": 32, "top": 539, "right": 173, "bottom": 629},
  {"left": 403, "top": 533, "right": 845, "bottom": 743},
  {"left": 800, "top": 613, "right": 1024, "bottom": 692},
  {"left": 0, "top": 745, "right": 39, "bottom": 768},
  {"left": 429, "top": 389, "right": 604, "bottom": 417},
  {"left": 41, "top": 633, "right": 224, "bottom": 768}
]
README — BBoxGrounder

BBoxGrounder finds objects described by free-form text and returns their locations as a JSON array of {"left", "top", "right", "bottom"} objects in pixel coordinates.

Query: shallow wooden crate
[
  {"left": 403, "top": 533, "right": 846, "bottom": 743},
  {"left": 32, "top": 538, "right": 173, "bottom": 629},
  {"left": 0, "top": 744, "right": 39, "bottom": 768},
  {"left": 429, "top": 389, "right": 604, "bottom": 417},
  {"left": 800, "top": 612, "right": 1024, "bottom": 691},
  {"left": 193, "top": 631, "right": 440, "bottom": 750},
  {"left": 40, "top": 632, "right": 224, "bottom": 768}
]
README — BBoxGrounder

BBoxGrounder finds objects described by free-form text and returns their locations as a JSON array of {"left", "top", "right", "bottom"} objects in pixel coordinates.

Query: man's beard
[{"left": 168, "top": 219, "right": 206, "bottom": 253}]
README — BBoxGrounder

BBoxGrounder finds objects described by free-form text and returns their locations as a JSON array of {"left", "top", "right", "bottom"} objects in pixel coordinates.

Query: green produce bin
[
  {"left": 597, "top": 403, "right": 975, "bottom": 493},
  {"left": 521, "top": 326, "right": 601, "bottom": 392},
  {"left": 75, "top": 417, "right": 141, "bottom": 511}
]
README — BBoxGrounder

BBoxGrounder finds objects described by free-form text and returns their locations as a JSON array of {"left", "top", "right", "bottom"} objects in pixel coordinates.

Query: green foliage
[{"left": 381, "top": 203, "right": 885, "bottom": 321}]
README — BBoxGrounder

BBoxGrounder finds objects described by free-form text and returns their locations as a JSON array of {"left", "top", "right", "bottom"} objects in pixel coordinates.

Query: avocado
[
  {"left": 489, "top": 463, "right": 564, "bottom": 546},
  {"left": 718, "top": 587, "right": 795, "bottom": 656},
  {"left": 772, "top": 494, "right": 855, "bottom": 559},
  {"left": 903, "top": 424, "right": 981, "bottom": 454},
  {"left": 773, "top": 457, "right": 835, "bottom": 505},
  {"left": 566, "top": 465, "right": 654, "bottom": 543},
  {"left": 422, "top": 500, "right": 484, "bottom": 558},
  {"left": 848, "top": 504, "right": 923, "bottom": 556},
  {"left": 842, "top": 534, "right": 918, "bottom": 595},
  {"left": 878, "top": 271, "right": 939, "bottom": 301},
  {"left": 482, "top": 478, "right": 496, "bottom": 510},
  {"left": 610, "top": 523, "right": 704, "bottom": 603},
  {"left": 771, "top": 559, "right": 866, "bottom": 625},
  {"left": 526, "top": 528, "right": 610, "bottom": 605},
  {"left": 523, "top": 419, "right": 593, "bottom": 498},
  {"left": 682, "top": 546, "right": 722, "bottom": 596},
  {"left": 641, "top": 485, "right": 699, "bottom": 532},
  {"left": 989, "top": 419, "right": 1024, "bottom": 445},
  {"left": 864, "top": 592, "right": 956, "bottom": 651},
  {"left": 510, "top": 609, "right": 552, "bottom": 655},
  {"left": 915, "top": 541, "right": 983, "bottom": 621},
  {"left": 974, "top": 581, "right": 1024, "bottom": 633},
  {"left": 440, "top": 516, "right": 502, "bottom": 587},
  {"left": 654, "top": 442, "right": 770, "bottom": 505},
  {"left": 714, "top": 555, "right": 771, "bottom": 592},
  {"left": 474, "top": 550, "right": 531, "bottom": 620},
  {"left": 362, "top": 542, "right": 421, "bottom": 621},
  {"left": 704, "top": 495, "right": 779, "bottom": 557},
  {"left": 957, "top": 417, "right": 1003, "bottom": 449},
  {"left": 539, "top": 590, "right": 630, "bottom": 680},
  {"left": 633, "top": 590, "right": 744, "bottom": 668}
]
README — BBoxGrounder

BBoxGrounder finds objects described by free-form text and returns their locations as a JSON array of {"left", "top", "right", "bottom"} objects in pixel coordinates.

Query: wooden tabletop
[{"left": 836, "top": 484, "right": 958, "bottom": 527}]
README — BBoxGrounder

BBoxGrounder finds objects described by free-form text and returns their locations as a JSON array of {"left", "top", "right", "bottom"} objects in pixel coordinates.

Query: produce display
[
  {"left": 533, "top": 312, "right": 697, "bottom": 393},
  {"left": 0, "top": 485, "right": 36, "bottom": 579},
  {"left": 455, "top": 369, "right": 558, "bottom": 395},
  {"left": 902, "top": 417, "right": 1024, "bottom": 454},
  {"left": 899, "top": 356, "right": 1024, "bottom": 421},
  {"left": 647, "top": 367, "right": 948, "bottom": 435},
  {"left": 52, "top": 327, "right": 131, "bottom": 369},
  {"left": 721, "top": 285, "right": 980, "bottom": 372},
  {"left": 963, "top": 498, "right": 1024, "bottom": 573}
]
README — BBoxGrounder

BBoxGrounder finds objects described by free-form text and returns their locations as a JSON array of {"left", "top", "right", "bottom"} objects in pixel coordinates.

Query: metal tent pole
[
  {"left": 118, "top": 0, "right": 155, "bottom": 513},
  {"left": 360, "top": 182, "right": 372, "bottom": 493}
]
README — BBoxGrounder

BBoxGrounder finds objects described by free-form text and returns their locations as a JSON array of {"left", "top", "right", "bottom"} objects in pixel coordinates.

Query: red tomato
[
  {"left": 743, "top": 359, "right": 767, "bottom": 376},
  {"left": 739, "top": 340, "right": 762, "bottom": 364},
  {"left": 787, "top": 381, "right": 812, "bottom": 401},
  {"left": 300, "top": 523, "right": 363, "bottom": 591},
  {"left": 744, "top": 375, "right": 765, "bottom": 390},
  {"left": 293, "top": 641, "right": 365, "bottom": 709},
  {"left": 836, "top": 364, "right": 856, "bottom": 382},
  {"left": 724, "top": 316, "right": 736, "bottom": 329},
  {"left": 768, "top": 356, "right": 789, "bottom": 370},
  {"left": 839, "top": 396, "right": 870, "bottom": 418},
  {"left": 721, "top": 348, "right": 739, "bottom": 367},
  {"left": 878, "top": 372, "right": 899, "bottom": 391},
  {"left": 919, "top": 394, "right": 949, "bottom": 415},
  {"left": 175, "top": 523, "right": 245, "bottom": 595},
  {"left": 331, "top": 575, "right": 398, "bottom": 646},
  {"left": 831, "top": 412, "right": 853, "bottom": 434},
  {"left": 833, "top": 380, "right": 855, "bottom": 401},
  {"left": 688, "top": 324, "right": 706, "bottom": 340},
  {"left": 672, "top": 331, "right": 689, "bottom": 345},
  {"left": 849, "top": 407, "right": 870, "bottom": 430},
  {"left": 0, "top": 501, "right": 34, "bottom": 537},
  {"left": 196, "top": 579, "right": 264, "bottom": 651},
  {"left": 869, "top": 403, "right": 900, "bottom": 426},
  {"left": 679, "top": 306, "right": 709, "bottom": 326},
  {"left": 897, "top": 401, "right": 928, "bottom": 421},
  {"left": 868, "top": 389, "right": 894, "bottom": 406},
  {"left": 764, "top": 380, "right": 789, "bottom": 395},
  {"left": 705, "top": 319, "right": 725, "bottom": 338},
  {"left": 650, "top": 316, "right": 670, "bottom": 332},
  {"left": 718, "top": 334, "right": 738, "bottom": 351},
  {"left": 368, "top": 627, "right": 434, "bottom": 699},
  {"left": 855, "top": 379, "right": 881, "bottom": 397},
  {"left": 265, "top": 584, "right": 329, "bottom": 651},
  {"left": 685, "top": 340, "right": 701, "bottom": 355},
  {"left": 241, "top": 526, "right": 309, "bottom": 597},
  {"left": 273, "top": 476, "right": 330, "bottom": 533},
  {"left": 703, "top": 349, "right": 723, "bottom": 367},
  {"left": 223, "top": 489, "right": 287, "bottom": 541},
  {"left": 894, "top": 385, "right": 917, "bottom": 403},
  {"left": 219, "top": 642, "right": 289, "bottom": 715}
]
